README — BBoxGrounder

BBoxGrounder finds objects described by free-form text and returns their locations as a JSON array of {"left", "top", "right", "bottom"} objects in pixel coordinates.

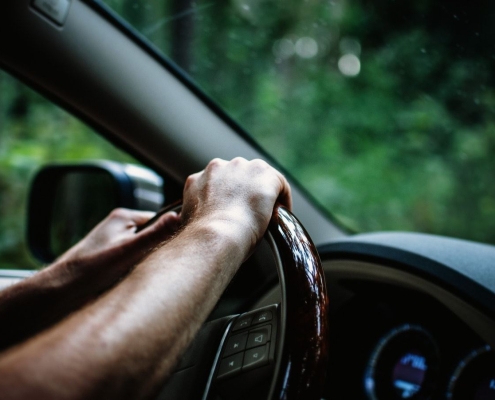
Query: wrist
[{"left": 185, "top": 212, "right": 254, "bottom": 263}]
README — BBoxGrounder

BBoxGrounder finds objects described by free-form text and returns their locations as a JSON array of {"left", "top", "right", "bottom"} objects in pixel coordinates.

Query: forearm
[
  {"left": 0, "top": 252, "right": 131, "bottom": 351},
  {"left": 0, "top": 207, "right": 176, "bottom": 351},
  {"left": 0, "top": 219, "right": 246, "bottom": 400}
]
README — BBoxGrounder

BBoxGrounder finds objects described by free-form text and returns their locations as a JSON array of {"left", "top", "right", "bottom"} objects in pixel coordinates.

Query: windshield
[{"left": 104, "top": 0, "right": 495, "bottom": 244}]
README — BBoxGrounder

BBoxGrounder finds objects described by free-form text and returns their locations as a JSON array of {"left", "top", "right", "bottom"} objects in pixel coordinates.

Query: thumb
[{"left": 137, "top": 211, "right": 181, "bottom": 239}]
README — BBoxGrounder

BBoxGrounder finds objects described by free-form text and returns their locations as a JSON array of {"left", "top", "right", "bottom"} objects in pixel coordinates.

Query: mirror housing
[{"left": 27, "top": 161, "right": 164, "bottom": 263}]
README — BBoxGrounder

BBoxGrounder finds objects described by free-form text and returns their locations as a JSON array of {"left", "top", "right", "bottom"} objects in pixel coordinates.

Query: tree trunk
[{"left": 170, "top": 0, "right": 195, "bottom": 73}]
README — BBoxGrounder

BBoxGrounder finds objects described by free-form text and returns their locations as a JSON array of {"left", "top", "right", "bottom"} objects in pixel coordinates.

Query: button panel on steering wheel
[{"left": 212, "top": 304, "right": 279, "bottom": 399}]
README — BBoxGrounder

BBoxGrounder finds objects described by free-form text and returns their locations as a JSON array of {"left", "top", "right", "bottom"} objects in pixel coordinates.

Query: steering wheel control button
[
  {"left": 243, "top": 344, "right": 269, "bottom": 371},
  {"left": 223, "top": 333, "right": 248, "bottom": 357},
  {"left": 252, "top": 310, "right": 273, "bottom": 325},
  {"left": 246, "top": 325, "right": 271, "bottom": 349},
  {"left": 232, "top": 315, "right": 253, "bottom": 332},
  {"left": 217, "top": 352, "right": 244, "bottom": 380},
  {"left": 214, "top": 306, "right": 277, "bottom": 383}
]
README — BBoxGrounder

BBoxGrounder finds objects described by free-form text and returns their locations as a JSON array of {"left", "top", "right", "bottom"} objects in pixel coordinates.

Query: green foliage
[
  {"left": 4, "top": 0, "right": 495, "bottom": 270},
  {"left": 0, "top": 72, "right": 135, "bottom": 269},
  {"left": 174, "top": 0, "right": 495, "bottom": 243}
]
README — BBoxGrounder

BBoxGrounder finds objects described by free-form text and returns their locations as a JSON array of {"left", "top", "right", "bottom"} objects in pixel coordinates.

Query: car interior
[{"left": 1, "top": 1, "right": 495, "bottom": 399}]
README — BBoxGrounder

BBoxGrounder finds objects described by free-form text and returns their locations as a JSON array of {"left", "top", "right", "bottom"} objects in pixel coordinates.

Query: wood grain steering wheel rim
[{"left": 266, "top": 204, "right": 329, "bottom": 400}]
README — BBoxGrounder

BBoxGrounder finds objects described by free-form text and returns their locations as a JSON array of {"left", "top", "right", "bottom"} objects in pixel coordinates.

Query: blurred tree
[
  {"left": 5, "top": 0, "right": 495, "bottom": 270},
  {"left": 170, "top": 0, "right": 195, "bottom": 72},
  {"left": 0, "top": 70, "right": 136, "bottom": 270}
]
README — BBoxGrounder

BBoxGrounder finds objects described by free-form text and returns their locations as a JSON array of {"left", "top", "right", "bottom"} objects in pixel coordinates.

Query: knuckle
[
  {"left": 185, "top": 174, "right": 196, "bottom": 188},
  {"left": 231, "top": 156, "right": 247, "bottom": 164},
  {"left": 208, "top": 158, "right": 224, "bottom": 168},
  {"left": 251, "top": 158, "right": 270, "bottom": 171},
  {"left": 110, "top": 208, "right": 128, "bottom": 219},
  {"left": 205, "top": 158, "right": 226, "bottom": 174},
  {"left": 107, "top": 207, "right": 131, "bottom": 220},
  {"left": 251, "top": 158, "right": 267, "bottom": 166}
]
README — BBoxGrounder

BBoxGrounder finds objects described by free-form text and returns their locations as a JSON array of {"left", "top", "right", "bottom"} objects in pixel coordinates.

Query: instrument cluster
[
  {"left": 324, "top": 282, "right": 495, "bottom": 400},
  {"left": 364, "top": 324, "right": 494, "bottom": 400}
]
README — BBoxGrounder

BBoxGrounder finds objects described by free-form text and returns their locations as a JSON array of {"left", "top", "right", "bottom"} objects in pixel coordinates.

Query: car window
[
  {"left": 103, "top": 0, "right": 495, "bottom": 245},
  {"left": 0, "top": 70, "right": 137, "bottom": 270}
]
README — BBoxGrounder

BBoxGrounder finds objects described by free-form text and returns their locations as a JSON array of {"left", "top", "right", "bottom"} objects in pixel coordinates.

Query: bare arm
[
  {"left": 0, "top": 208, "right": 180, "bottom": 351},
  {"left": 0, "top": 158, "right": 291, "bottom": 400}
]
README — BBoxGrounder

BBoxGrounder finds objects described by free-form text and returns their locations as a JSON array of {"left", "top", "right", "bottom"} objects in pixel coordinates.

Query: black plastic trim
[
  {"left": 318, "top": 240, "right": 495, "bottom": 321},
  {"left": 201, "top": 317, "right": 236, "bottom": 400}
]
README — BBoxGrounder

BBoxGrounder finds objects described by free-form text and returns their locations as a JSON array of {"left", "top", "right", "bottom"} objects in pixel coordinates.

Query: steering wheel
[
  {"left": 264, "top": 204, "right": 329, "bottom": 399},
  {"left": 144, "top": 203, "right": 329, "bottom": 400},
  {"left": 265, "top": 205, "right": 328, "bottom": 400}
]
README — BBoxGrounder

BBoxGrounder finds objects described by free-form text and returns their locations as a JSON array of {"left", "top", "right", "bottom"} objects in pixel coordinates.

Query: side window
[{"left": 0, "top": 70, "right": 137, "bottom": 270}]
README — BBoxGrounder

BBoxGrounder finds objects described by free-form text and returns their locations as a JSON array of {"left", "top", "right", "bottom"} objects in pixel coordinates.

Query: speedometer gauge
[
  {"left": 364, "top": 324, "right": 440, "bottom": 400},
  {"left": 447, "top": 345, "right": 495, "bottom": 400}
]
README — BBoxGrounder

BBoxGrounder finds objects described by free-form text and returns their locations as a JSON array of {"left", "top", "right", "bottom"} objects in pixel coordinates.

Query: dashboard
[
  {"left": 248, "top": 231, "right": 495, "bottom": 400},
  {"left": 325, "top": 278, "right": 494, "bottom": 399},
  {"left": 316, "top": 231, "right": 495, "bottom": 400}
]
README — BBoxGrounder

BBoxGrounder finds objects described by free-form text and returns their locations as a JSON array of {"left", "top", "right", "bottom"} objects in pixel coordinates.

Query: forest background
[{"left": 2, "top": 0, "right": 495, "bottom": 269}]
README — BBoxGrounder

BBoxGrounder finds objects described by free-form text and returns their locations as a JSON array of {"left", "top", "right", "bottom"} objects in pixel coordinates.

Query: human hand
[
  {"left": 56, "top": 208, "right": 181, "bottom": 269},
  {"left": 181, "top": 158, "right": 292, "bottom": 257}
]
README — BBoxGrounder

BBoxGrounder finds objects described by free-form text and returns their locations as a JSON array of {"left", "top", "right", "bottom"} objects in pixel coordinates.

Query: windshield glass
[{"left": 104, "top": 0, "right": 495, "bottom": 244}]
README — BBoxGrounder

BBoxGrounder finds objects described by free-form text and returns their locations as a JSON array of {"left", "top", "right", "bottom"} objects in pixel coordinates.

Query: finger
[
  {"left": 137, "top": 211, "right": 181, "bottom": 238},
  {"left": 128, "top": 210, "right": 157, "bottom": 226},
  {"left": 154, "top": 211, "right": 181, "bottom": 234},
  {"left": 276, "top": 173, "right": 292, "bottom": 211},
  {"left": 106, "top": 210, "right": 181, "bottom": 265},
  {"left": 251, "top": 159, "right": 292, "bottom": 211},
  {"left": 106, "top": 208, "right": 155, "bottom": 227}
]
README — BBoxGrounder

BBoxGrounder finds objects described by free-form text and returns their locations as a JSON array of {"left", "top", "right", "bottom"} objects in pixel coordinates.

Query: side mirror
[{"left": 27, "top": 161, "right": 164, "bottom": 263}]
